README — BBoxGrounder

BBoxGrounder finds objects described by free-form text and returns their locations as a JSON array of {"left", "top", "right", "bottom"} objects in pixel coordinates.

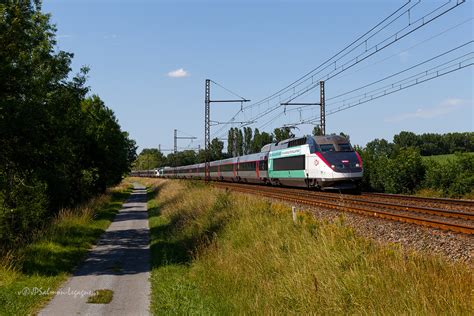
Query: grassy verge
[
  {"left": 140, "top": 178, "right": 472, "bottom": 315},
  {"left": 0, "top": 182, "right": 132, "bottom": 315}
]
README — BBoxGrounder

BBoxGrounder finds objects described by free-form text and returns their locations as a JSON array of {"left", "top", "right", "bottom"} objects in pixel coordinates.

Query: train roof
[
  {"left": 238, "top": 151, "right": 268, "bottom": 162},
  {"left": 261, "top": 134, "right": 351, "bottom": 152},
  {"left": 312, "top": 135, "right": 349, "bottom": 145}
]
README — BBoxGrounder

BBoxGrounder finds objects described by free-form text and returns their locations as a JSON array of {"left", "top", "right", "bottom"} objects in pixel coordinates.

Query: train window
[
  {"left": 221, "top": 164, "right": 233, "bottom": 172},
  {"left": 273, "top": 155, "right": 305, "bottom": 171},
  {"left": 337, "top": 143, "right": 353, "bottom": 152},
  {"left": 259, "top": 160, "right": 268, "bottom": 171},
  {"left": 210, "top": 166, "right": 218, "bottom": 172},
  {"left": 288, "top": 137, "right": 307, "bottom": 148},
  {"left": 320, "top": 144, "right": 335, "bottom": 152},
  {"left": 239, "top": 161, "right": 256, "bottom": 171}
]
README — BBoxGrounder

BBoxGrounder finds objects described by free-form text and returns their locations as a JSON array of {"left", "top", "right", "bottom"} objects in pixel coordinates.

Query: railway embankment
[
  {"left": 0, "top": 183, "right": 132, "bottom": 315},
  {"left": 140, "top": 178, "right": 471, "bottom": 315}
]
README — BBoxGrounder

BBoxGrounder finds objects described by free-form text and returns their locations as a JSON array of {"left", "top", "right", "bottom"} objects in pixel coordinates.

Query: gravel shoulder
[
  {"left": 40, "top": 183, "right": 151, "bottom": 315},
  {"left": 300, "top": 203, "right": 473, "bottom": 265}
]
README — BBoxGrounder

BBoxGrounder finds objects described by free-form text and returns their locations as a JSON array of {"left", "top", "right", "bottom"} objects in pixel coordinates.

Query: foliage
[
  {"left": 134, "top": 148, "right": 167, "bottom": 170},
  {"left": 226, "top": 127, "right": 273, "bottom": 157},
  {"left": 358, "top": 134, "right": 472, "bottom": 197},
  {"left": 273, "top": 127, "right": 294, "bottom": 142},
  {"left": 243, "top": 127, "right": 252, "bottom": 154},
  {"left": 422, "top": 153, "right": 474, "bottom": 198},
  {"left": 394, "top": 131, "right": 474, "bottom": 156},
  {"left": 358, "top": 145, "right": 425, "bottom": 194},
  {"left": 0, "top": 1, "right": 136, "bottom": 249},
  {"left": 312, "top": 125, "right": 322, "bottom": 136},
  {"left": 87, "top": 289, "right": 114, "bottom": 304},
  {"left": 209, "top": 138, "right": 224, "bottom": 160}
]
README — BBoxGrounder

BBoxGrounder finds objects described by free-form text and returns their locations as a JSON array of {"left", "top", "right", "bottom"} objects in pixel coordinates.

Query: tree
[
  {"left": 210, "top": 138, "right": 224, "bottom": 160},
  {"left": 273, "top": 127, "right": 294, "bottom": 142},
  {"left": 251, "top": 128, "right": 261, "bottom": 153},
  {"left": 393, "top": 131, "right": 419, "bottom": 148},
  {"left": 243, "top": 127, "right": 252, "bottom": 154},
  {"left": 312, "top": 125, "right": 322, "bottom": 136},
  {"left": 339, "top": 132, "right": 350, "bottom": 141},
  {"left": 133, "top": 148, "right": 166, "bottom": 170},
  {"left": 236, "top": 129, "right": 244, "bottom": 156},
  {"left": 227, "top": 128, "right": 235, "bottom": 156},
  {"left": 365, "top": 138, "right": 394, "bottom": 158},
  {"left": 0, "top": 1, "right": 136, "bottom": 248},
  {"left": 82, "top": 95, "right": 137, "bottom": 192}
]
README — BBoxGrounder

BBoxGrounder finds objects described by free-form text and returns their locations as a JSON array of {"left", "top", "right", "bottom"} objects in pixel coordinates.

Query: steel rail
[
  {"left": 213, "top": 181, "right": 473, "bottom": 220},
  {"left": 253, "top": 185, "right": 474, "bottom": 221},
  {"left": 212, "top": 182, "right": 474, "bottom": 235},
  {"left": 363, "top": 192, "right": 474, "bottom": 207}
]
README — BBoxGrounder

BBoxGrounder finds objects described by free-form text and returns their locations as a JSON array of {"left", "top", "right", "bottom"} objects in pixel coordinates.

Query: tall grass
[
  {"left": 0, "top": 183, "right": 131, "bottom": 315},
  {"left": 145, "top": 178, "right": 472, "bottom": 315}
]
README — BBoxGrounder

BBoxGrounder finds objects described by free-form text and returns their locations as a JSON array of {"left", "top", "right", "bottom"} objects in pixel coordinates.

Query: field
[
  {"left": 422, "top": 152, "right": 474, "bottom": 163},
  {"left": 140, "top": 177, "right": 472, "bottom": 315},
  {"left": 0, "top": 183, "right": 131, "bottom": 315}
]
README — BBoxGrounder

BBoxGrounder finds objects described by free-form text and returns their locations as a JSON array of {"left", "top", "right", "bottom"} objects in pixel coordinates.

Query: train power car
[{"left": 153, "top": 135, "right": 362, "bottom": 190}]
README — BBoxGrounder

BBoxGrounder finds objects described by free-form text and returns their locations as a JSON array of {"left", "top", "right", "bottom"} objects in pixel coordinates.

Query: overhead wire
[
  {"left": 292, "top": 53, "right": 473, "bottom": 125},
  {"left": 209, "top": 0, "right": 421, "bottom": 138},
  {"left": 230, "top": 0, "right": 465, "bottom": 133},
  {"left": 327, "top": 41, "right": 473, "bottom": 102},
  {"left": 210, "top": 0, "right": 468, "bottom": 141},
  {"left": 224, "top": 0, "right": 467, "bottom": 133}
]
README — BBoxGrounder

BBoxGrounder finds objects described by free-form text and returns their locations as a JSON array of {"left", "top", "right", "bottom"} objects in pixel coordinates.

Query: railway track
[
  {"left": 363, "top": 192, "right": 474, "bottom": 208},
  {"left": 211, "top": 182, "right": 474, "bottom": 235}
]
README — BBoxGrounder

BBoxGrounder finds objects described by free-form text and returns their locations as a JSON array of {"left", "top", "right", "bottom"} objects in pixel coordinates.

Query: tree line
[
  {"left": 0, "top": 1, "right": 136, "bottom": 248},
  {"left": 392, "top": 131, "right": 473, "bottom": 156}
]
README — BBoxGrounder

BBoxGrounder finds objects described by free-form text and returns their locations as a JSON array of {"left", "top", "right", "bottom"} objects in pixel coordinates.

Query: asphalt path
[{"left": 40, "top": 183, "right": 151, "bottom": 316}]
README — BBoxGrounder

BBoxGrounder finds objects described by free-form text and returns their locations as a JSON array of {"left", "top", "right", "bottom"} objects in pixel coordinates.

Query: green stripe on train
[{"left": 268, "top": 170, "right": 305, "bottom": 178}]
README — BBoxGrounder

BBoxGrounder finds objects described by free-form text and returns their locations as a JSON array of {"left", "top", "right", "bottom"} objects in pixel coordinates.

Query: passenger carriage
[{"left": 236, "top": 152, "right": 269, "bottom": 183}]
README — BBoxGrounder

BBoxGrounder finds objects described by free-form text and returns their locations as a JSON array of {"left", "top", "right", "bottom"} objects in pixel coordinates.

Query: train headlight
[
  {"left": 331, "top": 164, "right": 335, "bottom": 169},
  {"left": 355, "top": 163, "right": 360, "bottom": 168}
]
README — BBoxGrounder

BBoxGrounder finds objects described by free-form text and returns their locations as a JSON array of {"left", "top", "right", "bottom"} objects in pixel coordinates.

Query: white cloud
[
  {"left": 167, "top": 68, "right": 189, "bottom": 78},
  {"left": 399, "top": 51, "right": 410, "bottom": 63},
  {"left": 385, "top": 98, "right": 470, "bottom": 122},
  {"left": 103, "top": 34, "right": 118, "bottom": 39}
]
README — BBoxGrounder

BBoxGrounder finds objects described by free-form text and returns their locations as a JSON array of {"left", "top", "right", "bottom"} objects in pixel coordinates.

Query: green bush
[
  {"left": 423, "top": 153, "right": 474, "bottom": 198},
  {"left": 0, "top": 175, "right": 48, "bottom": 249},
  {"left": 359, "top": 146, "right": 425, "bottom": 194}
]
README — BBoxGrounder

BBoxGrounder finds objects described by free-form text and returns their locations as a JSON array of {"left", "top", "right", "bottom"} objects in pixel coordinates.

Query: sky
[{"left": 43, "top": 0, "right": 473, "bottom": 152}]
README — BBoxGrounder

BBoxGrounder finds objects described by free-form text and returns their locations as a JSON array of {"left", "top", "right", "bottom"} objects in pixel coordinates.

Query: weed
[{"left": 87, "top": 289, "right": 114, "bottom": 304}]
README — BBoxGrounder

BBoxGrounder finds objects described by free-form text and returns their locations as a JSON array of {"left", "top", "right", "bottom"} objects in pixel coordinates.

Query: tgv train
[{"left": 151, "top": 135, "right": 363, "bottom": 190}]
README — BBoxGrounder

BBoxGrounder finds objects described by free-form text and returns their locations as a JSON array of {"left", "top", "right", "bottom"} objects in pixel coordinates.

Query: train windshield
[
  {"left": 320, "top": 144, "right": 335, "bottom": 152},
  {"left": 319, "top": 143, "right": 353, "bottom": 152},
  {"left": 337, "top": 143, "right": 353, "bottom": 152}
]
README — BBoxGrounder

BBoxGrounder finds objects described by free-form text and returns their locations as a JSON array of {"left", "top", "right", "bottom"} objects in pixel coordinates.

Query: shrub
[
  {"left": 423, "top": 153, "right": 474, "bottom": 198},
  {"left": 359, "top": 147, "right": 425, "bottom": 194},
  {"left": 0, "top": 176, "right": 48, "bottom": 250}
]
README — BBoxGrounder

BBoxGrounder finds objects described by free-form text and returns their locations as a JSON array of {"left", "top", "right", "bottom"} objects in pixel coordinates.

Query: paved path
[{"left": 40, "top": 183, "right": 151, "bottom": 316}]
